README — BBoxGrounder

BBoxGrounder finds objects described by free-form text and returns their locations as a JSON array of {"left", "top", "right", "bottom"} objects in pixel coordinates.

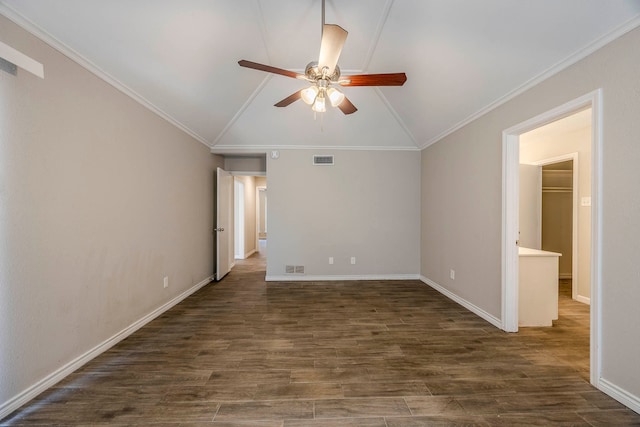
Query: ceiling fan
[{"left": 238, "top": 0, "right": 407, "bottom": 115}]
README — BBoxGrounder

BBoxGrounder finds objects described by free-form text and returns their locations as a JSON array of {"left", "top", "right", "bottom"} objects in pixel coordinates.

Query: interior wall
[
  {"left": 521, "top": 123, "right": 591, "bottom": 300},
  {"left": 0, "top": 16, "right": 217, "bottom": 410},
  {"left": 267, "top": 149, "right": 420, "bottom": 279},
  {"left": 224, "top": 156, "right": 266, "bottom": 174},
  {"left": 420, "top": 26, "right": 640, "bottom": 402},
  {"left": 541, "top": 163, "right": 574, "bottom": 279},
  {"left": 542, "top": 188, "right": 573, "bottom": 277},
  {"left": 234, "top": 175, "right": 257, "bottom": 258}
]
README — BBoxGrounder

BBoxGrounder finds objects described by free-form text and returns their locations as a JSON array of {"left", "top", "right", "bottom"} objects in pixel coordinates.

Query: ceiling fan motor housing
[{"left": 305, "top": 61, "right": 341, "bottom": 82}]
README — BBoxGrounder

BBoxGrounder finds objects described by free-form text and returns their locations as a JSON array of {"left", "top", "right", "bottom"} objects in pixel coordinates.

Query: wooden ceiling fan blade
[
  {"left": 274, "top": 91, "right": 302, "bottom": 107},
  {"left": 339, "top": 73, "right": 407, "bottom": 87},
  {"left": 318, "top": 24, "right": 348, "bottom": 76},
  {"left": 238, "top": 60, "right": 303, "bottom": 79},
  {"left": 337, "top": 96, "right": 357, "bottom": 115}
]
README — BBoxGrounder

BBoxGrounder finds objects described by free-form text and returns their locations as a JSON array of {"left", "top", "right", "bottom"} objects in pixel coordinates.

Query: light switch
[{"left": 581, "top": 196, "right": 591, "bottom": 207}]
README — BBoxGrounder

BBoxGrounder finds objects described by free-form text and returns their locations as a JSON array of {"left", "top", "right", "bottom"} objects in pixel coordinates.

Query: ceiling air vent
[{"left": 313, "top": 155, "right": 334, "bottom": 166}]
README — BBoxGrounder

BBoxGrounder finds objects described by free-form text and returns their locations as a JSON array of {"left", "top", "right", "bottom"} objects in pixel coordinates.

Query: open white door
[
  {"left": 216, "top": 167, "right": 233, "bottom": 281},
  {"left": 519, "top": 164, "right": 542, "bottom": 249}
]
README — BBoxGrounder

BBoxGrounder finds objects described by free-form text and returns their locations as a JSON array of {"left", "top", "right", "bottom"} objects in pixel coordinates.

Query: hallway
[{"left": 3, "top": 251, "right": 639, "bottom": 425}]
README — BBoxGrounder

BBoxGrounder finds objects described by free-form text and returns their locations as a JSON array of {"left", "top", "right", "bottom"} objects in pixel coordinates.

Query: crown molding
[{"left": 211, "top": 144, "right": 420, "bottom": 154}]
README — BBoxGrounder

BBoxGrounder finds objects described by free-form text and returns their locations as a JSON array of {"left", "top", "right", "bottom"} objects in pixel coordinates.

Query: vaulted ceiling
[{"left": 2, "top": 0, "right": 639, "bottom": 152}]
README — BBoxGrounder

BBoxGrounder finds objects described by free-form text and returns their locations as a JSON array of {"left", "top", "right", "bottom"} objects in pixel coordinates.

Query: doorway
[
  {"left": 520, "top": 153, "right": 583, "bottom": 302},
  {"left": 502, "top": 90, "right": 602, "bottom": 385},
  {"left": 231, "top": 175, "right": 267, "bottom": 262},
  {"left": 256, "top": 186, "right": 267, "bottom": 249},
  {"left": 234, "top": 179, "right": 245, "bottom": 259}
]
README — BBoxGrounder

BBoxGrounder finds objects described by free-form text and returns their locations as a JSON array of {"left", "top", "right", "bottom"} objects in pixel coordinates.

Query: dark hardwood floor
[{"left": 3, "top": 246, "right": 640, "bottom": 426}]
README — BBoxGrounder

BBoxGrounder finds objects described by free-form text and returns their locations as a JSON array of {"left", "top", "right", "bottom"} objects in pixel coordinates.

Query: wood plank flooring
[{"left": 3, "top": 249, "right": 640, "bottom": 426}]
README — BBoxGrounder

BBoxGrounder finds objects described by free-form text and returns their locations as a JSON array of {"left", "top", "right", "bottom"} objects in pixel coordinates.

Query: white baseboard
[
  {"left": 265, "top": 274, "right": 420, "bottom": 282},
  {"left": 576, "top": 295, "right": 591, "bottom": 305},
  {"left": 598, "top": 378, "right": 640, "bottom": 415},
  {"left": 419, "top": 275, "right": 502, "bottom": 329},
  {"left": 0, "top": 275, "right": 213, "bottom": 421},
  {"left": 244, "top": 249, "right": 256, "bottom": 259}
]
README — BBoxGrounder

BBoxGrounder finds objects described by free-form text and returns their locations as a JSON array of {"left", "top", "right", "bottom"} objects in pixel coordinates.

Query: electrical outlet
[
  {"left": 450, "top": 269, "right": 455, "bottom": 280},
  {"left": 329, "top": 257, "right": 334, "bottom": 265},
  {"left": 351, "top": 257, "right": 356, "bottom": 265},
  {"left": 163, "top": 276, "right": 169, "bottom": 288}
]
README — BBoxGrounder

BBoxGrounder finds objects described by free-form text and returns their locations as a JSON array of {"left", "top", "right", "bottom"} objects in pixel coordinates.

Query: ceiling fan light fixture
[
  {"left": 301, "top": 85, "right": 319, "bottom": 105},
  {"left": 327, "top": 87, "right": 345, "bottom": 107},
  {"left": 312, "top": 92, "right": 326, "bottom": 113}
]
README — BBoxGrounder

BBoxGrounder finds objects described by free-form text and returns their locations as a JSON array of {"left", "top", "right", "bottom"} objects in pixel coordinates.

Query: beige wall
[
  {"left": 0, "top": 16, "right": 217, "bottom": 410},
  {"left": 542, "top": 189, "right": 573, "bottom": 277},
  {"left": 521, "top": 124, "right": 591, "bottom": 300},
  {"left": 267, "top": 149, "right": 420, "bottom": 278},
  {"left": 224, "top": 156, "right": 266, "bottom": 174},
  {"left": 421, "top": 27, "right": 640, "bottom": 400}
]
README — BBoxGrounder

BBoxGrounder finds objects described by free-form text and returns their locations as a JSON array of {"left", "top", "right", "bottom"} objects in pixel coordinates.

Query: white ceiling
[{"left": 2, "top": 0, "right": 640, "bottom": 152}]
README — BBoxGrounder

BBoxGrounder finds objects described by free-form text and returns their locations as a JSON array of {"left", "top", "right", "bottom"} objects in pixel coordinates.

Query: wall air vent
[
  {"left": 313, "top": 155, "right": 334, "bottom": 166},
  {"left": 285, "top": 265, "right": 305, "bottom": 274}
]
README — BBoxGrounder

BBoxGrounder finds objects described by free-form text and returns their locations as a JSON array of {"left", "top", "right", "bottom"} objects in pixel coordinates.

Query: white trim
[
  {"left": 0, "top": 40, "right": 43, "bottom": 78},
  {"left": 212, "top": 145, "right": 421, "bottom": 154},
  {"left": 244, "top": 249, "right": 257, "bottom": 259},
  {"left": 230, "top": 171, "right": 267, "bottom": 177},
  {"left": 501, "top": 89, "right": 603, "bottom": 389},
  {"left": 576, "top": 295, "right": 591, "bottom": 305},
  {"left": 420, "top": 276, "right": 502, "bottom": 329},
  {"left": 531, "top": 152, "right": 580, "bottom": 301},
  {"left": 0, "top": 275, "right": 214, "bottom": 420},
  {"left": 0, "top": 4, "right": 211, "bottom": 148},
  {"left": 265, "top": 274, "right": 420, "bottom": 282},
  {"left": 421, "top": 15, "right": 640, "bottom": 150},
  {"left": 591, "top": 90, "right": 604, "bottom": 387},
  {"left": 598, "top": 378, "right": 640, "bottom": 415},
  {"left": 502, "top": 132, "right": 520, "bottom": 332}
]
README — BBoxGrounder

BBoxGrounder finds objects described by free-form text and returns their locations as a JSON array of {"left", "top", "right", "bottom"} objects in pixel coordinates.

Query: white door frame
[
  {"left": 530, "top": 153, "right": 580, "bottom": 301},
  {"left": 501, "top": 89, "right": 602, "bottom": 387}
]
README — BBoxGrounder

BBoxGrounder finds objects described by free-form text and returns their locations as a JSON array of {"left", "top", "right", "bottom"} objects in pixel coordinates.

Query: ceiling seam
[
  {"left": 253, "top": 0, "right": 273, "bottom": 65},
  {"left": 361, "top": 0, "right": 394, "bottom": 72},
  {"left": 374, "top": 87, "right": 418, "bottom": 148},
  {"left": 211, "top": 74, "right": 273, "bottom": 147},
  {"left": 0, "top": 3, "right": 212, "bottom": 148}
]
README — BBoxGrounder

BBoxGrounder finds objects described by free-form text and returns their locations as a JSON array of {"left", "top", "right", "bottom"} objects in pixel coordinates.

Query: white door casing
[{"left": 501, "top": 89, "right": 602, "bottom": 387}]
